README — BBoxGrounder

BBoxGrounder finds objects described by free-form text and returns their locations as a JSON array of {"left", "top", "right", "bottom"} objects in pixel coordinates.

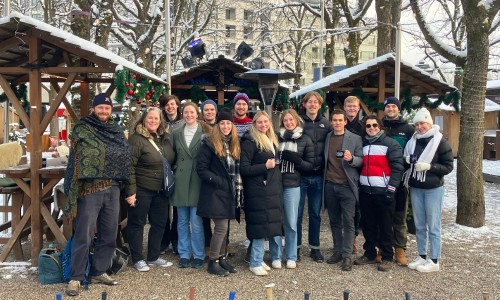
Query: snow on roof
[
  {"left": 0, "top": 12, "right": 166, "bottom": 84},
  {"left": 435, "top": 98, "right": 500, "bottom": 112},
  {"left": 487, "top": 80, "right": 500, "bottom": 89},
  {"left": 290, "top": 53, "right": 456, "bottom": 98}
]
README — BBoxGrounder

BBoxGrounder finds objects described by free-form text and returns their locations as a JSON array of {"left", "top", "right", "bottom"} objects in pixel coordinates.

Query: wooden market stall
[{"left": 0, "top": 12, "right": 166, "bottom": 265}]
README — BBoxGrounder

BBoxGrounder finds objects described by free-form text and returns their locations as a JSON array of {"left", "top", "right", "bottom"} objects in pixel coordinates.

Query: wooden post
[
  {"left": 265, "top": 285, "right": 274, "bottom": 300},
  {"left": 189, "top": 287, "right": 195, "bottom": 300},
  {"left": 28, "top": 34, "right": 43, "bottom": 266}
]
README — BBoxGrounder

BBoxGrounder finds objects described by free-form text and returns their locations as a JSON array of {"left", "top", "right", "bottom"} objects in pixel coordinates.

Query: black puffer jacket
[
  {"left": 126, "top": 124, "right": 175, "bottom": 196},
  {"left": 278, "top": 129, "right": 315, "bottom": 187},
  {"left": 408, "top": 136, "right": 453, "bottom": 189},
  {"left": 300, "top": 113, "right": 331, "bottom": 176},
  {"left": 383, "top": 117, "right": 415, "bottom": 149},
  {"left": 240, "top": 132, "right": 283, "bottom": 240},
  {"left": 196, "top": 136, "right": 237, "bottom": 219}
]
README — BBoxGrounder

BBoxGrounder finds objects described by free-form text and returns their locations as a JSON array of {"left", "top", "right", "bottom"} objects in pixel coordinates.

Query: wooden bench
[{"left": 0, "top": 183, "right": 27, "bottom": 260}]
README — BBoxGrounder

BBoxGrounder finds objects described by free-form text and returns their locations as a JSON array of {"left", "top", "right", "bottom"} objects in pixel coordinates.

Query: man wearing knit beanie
[
  {"left": 201, "top": 99, "right": 218, "bottom": 126},
  {"left": 382, "top": 96, "right": 415, "bottom": 267},
  {"left": 232, "top": 93, "right": 252, "bottom": 137}
]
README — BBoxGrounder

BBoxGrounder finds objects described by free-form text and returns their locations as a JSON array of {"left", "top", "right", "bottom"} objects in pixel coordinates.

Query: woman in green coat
[{"left": 170, "top": 102, "right": 210, "bottom": 269}]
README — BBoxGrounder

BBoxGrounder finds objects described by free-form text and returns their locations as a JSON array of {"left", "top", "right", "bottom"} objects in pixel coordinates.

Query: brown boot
[
  {"left": 375, "top": 249, "right": 382, "bottom": 263},
  {"left": 352, "top": 237, "right": 358, "bottom": 254},
  {"left": 395, "top": 247, "right": 408, "bottom": 266}
]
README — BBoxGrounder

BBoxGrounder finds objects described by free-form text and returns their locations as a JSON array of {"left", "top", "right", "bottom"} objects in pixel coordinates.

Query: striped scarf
[
  {"left": 224, "top": 138, "right": 243, "bottom": 208},
  {"left": 278, "top": 127, "right": 302, "bottom": 173}
]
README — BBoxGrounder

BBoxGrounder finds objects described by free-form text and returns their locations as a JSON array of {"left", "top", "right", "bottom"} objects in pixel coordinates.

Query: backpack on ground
[{"left": 38, "top": 245, "right": 63, "bottom": 285}]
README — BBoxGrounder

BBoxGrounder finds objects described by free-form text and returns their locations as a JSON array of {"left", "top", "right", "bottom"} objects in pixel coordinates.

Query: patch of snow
[{"left": 487, "top": 79, "right": 500, "bottom": 89}]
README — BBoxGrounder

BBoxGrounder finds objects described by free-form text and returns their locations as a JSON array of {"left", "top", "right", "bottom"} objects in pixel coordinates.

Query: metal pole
[
  {"left": 3, "top": 0, "right": 10, "bottom": 144},
  {"left": 319, "top": 0, "right": 324, "bottom": 80},
  {"left": 394, "top": 22, "right": 402, "bottom": 98},
  {"left": 165, "top": 0, "right": 171, "bottom": 93}
]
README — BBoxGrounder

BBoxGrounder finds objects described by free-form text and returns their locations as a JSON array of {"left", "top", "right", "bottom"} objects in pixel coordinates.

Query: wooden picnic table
[{"left": 0, "top": 164, "right": 67, "bottom": 262}]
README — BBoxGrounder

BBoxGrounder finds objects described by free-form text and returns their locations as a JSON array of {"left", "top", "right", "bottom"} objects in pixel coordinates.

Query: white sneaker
[
  {"left": 134, "top": 260, "right": 150, "bottom": 272},
  {"left": 416, "top": 259, "right": 440, "bottom": 273},
  {"left": 286, "top": 260, "right": 296, "bottom": 269},
  {"left": 147, "top": 258, "right": 172, "bottom": 267},
  {"left": 261, "top": 262, "right": 271, "bottom": 271},
  {"left": 271, "top": 260, "right": 282, "bottom": 269},
  {"left": 408, "top": 256, "right": 427, "bottom": 270},
  {"left": 249, "top": 266, "right": 268, "bottom": 276}
]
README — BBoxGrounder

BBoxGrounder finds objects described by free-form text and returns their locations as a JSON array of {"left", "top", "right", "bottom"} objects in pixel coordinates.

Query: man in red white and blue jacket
[{"left": 354, "top": 116, "right": 404, "bottom": 272}]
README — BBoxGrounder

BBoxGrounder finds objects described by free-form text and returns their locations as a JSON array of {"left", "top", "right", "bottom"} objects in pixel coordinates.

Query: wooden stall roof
[
  {"left": 290, "top": 53, "right": 457, "bottom": 100},
  {"left": 0, "top": 12, "right": 165, "bottom": 266},
  {"left": 170, "top": 55, "right": 254, "bottom": 103}
]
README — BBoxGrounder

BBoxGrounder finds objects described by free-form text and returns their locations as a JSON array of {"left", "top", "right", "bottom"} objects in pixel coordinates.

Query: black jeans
[
  {"left": 359, "top": 191, "right": 395, "bottom": 261},
  {"left": 127, "top": 187, "right": 169, "bottom": 263},
  {"left": 160, "top": 206, "right": 178, "bottom": 251},
  {"left": 325, "top": 182, "right": 356, "bottom": 258},
  {"left": 71, "top": 186, "right": 120, "bottom": 280},
  {"left": 203, "top": 217, "right": 212, "bottom": 247}
]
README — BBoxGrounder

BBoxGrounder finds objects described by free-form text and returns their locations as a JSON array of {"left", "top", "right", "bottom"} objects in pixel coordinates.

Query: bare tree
[
  {"left": 376, "top": 0, "right": 401, "bottom": 55},
  {"left": 409, "top": 0, "right": 500, "bottom": 227}
]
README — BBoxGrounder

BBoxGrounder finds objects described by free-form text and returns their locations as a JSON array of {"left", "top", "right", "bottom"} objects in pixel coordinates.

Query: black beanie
[
  {"left": 92, "top": 93, "right": 113, "bottom": 107},
  {"left": 217, "top": 108, "right": 233, "bottom": 123},
  {"left": 383, "top": 97, "right": 401, "bottom": 111}
]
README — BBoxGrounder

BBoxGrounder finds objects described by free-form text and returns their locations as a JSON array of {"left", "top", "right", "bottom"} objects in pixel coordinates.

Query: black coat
[
  {"left": 408, "top": 137, "right": 454, "bottom": 189},
  {"left": 196, "top": 137, "right": 237, "bottom": 219},
  {"left": 300, "top": 113, "right": 331, "bottom": 176},
  {"left": 278, "top": 131, "right": 315, "bottom": 187},
  {"left": 240, "top": 133, "right": 283, "bottom": 240}
]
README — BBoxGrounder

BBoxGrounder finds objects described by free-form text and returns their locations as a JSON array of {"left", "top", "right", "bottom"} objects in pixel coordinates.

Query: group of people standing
[{"left": 63, "top": 90, "right": 453, "bottom": 295}]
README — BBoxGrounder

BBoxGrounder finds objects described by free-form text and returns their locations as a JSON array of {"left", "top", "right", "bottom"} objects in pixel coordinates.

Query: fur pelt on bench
[{"left": 0, "top": 142, "right": 22, "bottom": 169}]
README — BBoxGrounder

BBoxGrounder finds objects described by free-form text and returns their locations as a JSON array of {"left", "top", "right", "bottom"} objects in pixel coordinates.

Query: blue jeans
[
  {"left": 298, "top": 175, "right": 324, "bottom": 249},
  {"left": 410, "top": 186, "right": 444, "bottom": 260},
  {"left": 283, "top": 187, "right": 300, "bottom": 261},
  {"left": 177, "top": 207, "right": 205, "bottom": 260},
  {"left": 250, "top": 236, "right": 282, "bottom": 268}
]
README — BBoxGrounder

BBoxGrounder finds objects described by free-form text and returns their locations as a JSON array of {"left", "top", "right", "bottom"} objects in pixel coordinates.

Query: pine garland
[
  {"left": 114, "top": 69, "right": 168, "bottom": 105},
  {"left": 190, "top": 86, "right": 208, "bottom": 103},
  {"left": 0, "top": 83, "right": 28, "bottom": 108}
]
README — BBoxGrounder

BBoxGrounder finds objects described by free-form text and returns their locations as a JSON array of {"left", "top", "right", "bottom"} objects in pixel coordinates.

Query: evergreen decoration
[
  {"left": 272, "top": 89, "right": 290, "bottom": 113},
  {"left": 114, "top": 69, "right": 168, "bottom": 105},
  {"left": 190, "top": 86, "right": 208, "bottom": 103},
  {"left": 351, "top": 87, "right": 383, "bottom": 112},
  {"left": 0, "top": 83, "right": 28, "bottom": 108},
  {"left": 414, "top": 91, "right": 460, "bottom": 112},
  {"left": 400, "top": 88, "right": 413, "bottom": 112}
]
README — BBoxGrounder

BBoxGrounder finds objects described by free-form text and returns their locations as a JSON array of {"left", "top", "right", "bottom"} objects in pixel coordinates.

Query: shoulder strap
[{"left": 148, "top": 138, "right": 162, "bottom": 154}]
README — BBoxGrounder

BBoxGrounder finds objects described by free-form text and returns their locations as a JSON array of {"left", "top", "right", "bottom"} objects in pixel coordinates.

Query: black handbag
[{"left": 149, "top": 138, "right": 175, "bottom": 197}]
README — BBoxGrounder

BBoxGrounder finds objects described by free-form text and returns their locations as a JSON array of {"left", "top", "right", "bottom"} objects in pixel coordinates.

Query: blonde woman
[{"left": 240, "top": 111, "right": 283, "bottom": 276}]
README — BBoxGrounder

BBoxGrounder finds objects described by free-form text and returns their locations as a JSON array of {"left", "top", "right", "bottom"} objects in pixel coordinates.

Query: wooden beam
[
  {"left": 0, "top": 67, "right": 30, "bottom": 74},
  {"left": 399, "top": 73, "right": 438, "bottom": 93},
  {"left": 80, "top": 81, "right": 90, "bottom": 117},
  {"left": 218, "top": 71, "right": 224, "bottom": 105},
  {"left": 28, "top": 34, "right": 43, "bottom": 266},
  {"left": 329, "top": 67, "right": 379, "bottom": 90},
  {"left": 0, "top": 74, "right": 30, "bottom": 128},
  {"left": 331, "top": 87, "right": 395, "bottom": 93},
  {"left": 51, "top": 82, "right": 80, "bottom": 122},
  {"left": 44, "top": 67, "right": 111, "bottom": 73},
  {"left": 172, "top": 84, "right": 241, "bottom": 91},
  {"left": 0, "top": 37, "right": 25, "bottom": 54},
  {"left": 40, "top": 73, "right": 77, "bottom": 133},
  {"left": 105, "top": 82, "right": 116, "bottom": 95},
  {"left": 378, "top": 67, "right": 386, "bottom": 103}
]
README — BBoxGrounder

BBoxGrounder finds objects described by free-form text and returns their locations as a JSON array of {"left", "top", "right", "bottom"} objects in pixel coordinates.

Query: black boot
[
  {"left": 207, "top": 259, "right": 229, "bottom": 277},
  {"left": 297, "top": 248, "right": 301, "bottom": 262},
  {"left": 219, "top": 256, "right": 237, "bottom": 273}
]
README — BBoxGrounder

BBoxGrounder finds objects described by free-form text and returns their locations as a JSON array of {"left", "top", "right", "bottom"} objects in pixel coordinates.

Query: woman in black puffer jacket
[
  {"left": 277, "top": 109, "right": 314, "bottom": 269},
  {"left": 240, "top": 111, "right": 283, "bottom": 276}
]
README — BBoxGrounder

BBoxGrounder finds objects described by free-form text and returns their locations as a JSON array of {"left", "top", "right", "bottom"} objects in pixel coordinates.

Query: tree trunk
[
  {"left": 456, "top": 0, "right": 488, "bottom": 227},
  {"left": 376, "top": 0, "right": 392, "bottom": 55},
  {"left": 345, "top": 32, "right": 360, "bottom": 67},
  {"left": 389, "top": 0, "right": 401, "bottom": 52}
]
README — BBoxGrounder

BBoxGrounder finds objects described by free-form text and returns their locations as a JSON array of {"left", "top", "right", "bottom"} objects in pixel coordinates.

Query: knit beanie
[
  {"left": 233, "top": 93, "right": 250, "bottom": 108},
  {"left": 413, "top": 107, "right": 433, "bottom": 125},
  {"left": 201, "top": 99, "right": 218, "bottom": 112},
  {"left": 92, "top": 93, "right": 113, "bottom": 107},
  {"left": 217, "top": 108, "right": 233, "bottom": 123},
  {"left": 383, "top": 96, "right": 401, "bottom": 111}
]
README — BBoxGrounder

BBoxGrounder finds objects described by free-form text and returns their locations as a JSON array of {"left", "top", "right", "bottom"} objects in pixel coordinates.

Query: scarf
[
  {"left": 278, "top": 127, "right": 303, "bottom": 173},
  {"left": 63, "top": 114, "right": 131, "bottom": 219},
  {"left": 223, "top": 137, "right": 243, "bottom": 209},
  {"left": 364, "top": 129, "right": 385, "bottom": 143},
  {"left": 402, "top": 125, "right": 442, "bottom": 187}
]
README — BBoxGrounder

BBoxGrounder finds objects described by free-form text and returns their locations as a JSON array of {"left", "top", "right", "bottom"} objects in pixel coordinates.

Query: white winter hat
[{"left": 413, "top": 107, "right": 433, "bottom": 125}]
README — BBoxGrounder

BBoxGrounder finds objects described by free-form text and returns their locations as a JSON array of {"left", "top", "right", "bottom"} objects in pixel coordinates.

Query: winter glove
[
  {"left": 281, "top": 150, "right": 302, "bottom": 165},
  {"left": 384, "top": 186, "right": 396, "bottom": 203},
  {"left": 415, "top": 162, "right": 431, "bottom": 172}
]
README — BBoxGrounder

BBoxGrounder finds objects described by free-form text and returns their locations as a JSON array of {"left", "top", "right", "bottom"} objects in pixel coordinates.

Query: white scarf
[
  {"left": 278, "top": 127, "right": 302, "bottom": 173},
  {"left": 403, "top": 125, "right": 442, "bottom": 186}
]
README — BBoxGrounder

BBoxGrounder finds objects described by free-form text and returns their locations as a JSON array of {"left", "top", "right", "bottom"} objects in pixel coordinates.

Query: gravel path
[{"left": 1, "top": 204, "right": 499, "bottom": 300}]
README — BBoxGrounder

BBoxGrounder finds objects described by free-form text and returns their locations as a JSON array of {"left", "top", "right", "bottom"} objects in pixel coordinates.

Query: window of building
[
  {"left": 366, "top": 35, "right": 376, "bottom": 45},
  {"left": 244, "top": 27, "right": 253, "bottom": 39},
  {"left": 336, "top": 49, "right": 345, "bottom": 58},
  {"left": 312, "top": 47, "right": 318, "bottom": 59},
  {"left": 226, "top": 25, "right": 236, "bottom": 38},
  {"left": 244, "top": 10, "right": 253, "bottom": 21},
  {"left": 312, "top": 63, "right": 319, "bottom": 69},
  {"left": 226, "top": 43, "right": 236, "bottom": 56},
  {"left": 226, "top": 8, "right": 236, "bottom": 20},
  {"left": 360, "top": 51, "right": 375, "bottom": 60}
]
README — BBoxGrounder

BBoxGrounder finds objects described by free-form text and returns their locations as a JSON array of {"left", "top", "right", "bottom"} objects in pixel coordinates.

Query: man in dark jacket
[
  {"left": 382, "top": 97, "right": 415, "bottom": 267},
  {"left": 298, "top": 91, "right": 331, "bottom": 263},
  {"left": 323, "top": 110, "right": 363, "bottom": 271}
]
